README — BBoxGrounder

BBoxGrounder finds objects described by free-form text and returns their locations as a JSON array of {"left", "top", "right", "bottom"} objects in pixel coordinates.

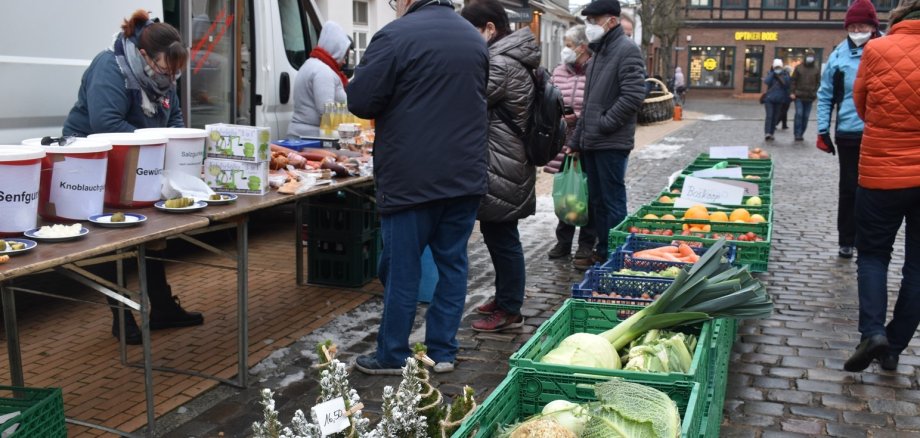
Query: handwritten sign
[
  {"left": 675, "top": 176, "right": 744, "bottom": 207},
  {"left": 708, "top": 179, "right": 760, "bottom": 197},
  {"left": 312, "top": 397, "right": 349, "bottom": 437},
  {"left": 709, "top": 146, "right": 749, "bottom": 159},
  {"left": 691, "top": 167, "right": 743, "bottom": 179}
]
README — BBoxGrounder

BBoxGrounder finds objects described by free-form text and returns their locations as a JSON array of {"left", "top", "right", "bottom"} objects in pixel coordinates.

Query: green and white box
[
  {"left": 205, "top": 123, "right": 271, "bottom": 162},
  {"left": 204, "top": 157, "right": 269, "bottom": 195}
]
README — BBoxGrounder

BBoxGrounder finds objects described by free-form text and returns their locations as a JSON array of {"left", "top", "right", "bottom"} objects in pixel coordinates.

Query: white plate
[
  {"left": 154, "top": 200, "right": 208, "bottom": 213},
  {"left": 88, "top": 213, "right": 147, "bottom": 228},
  {"left": 0, "top": 238, "right": 37, "bottom": 255},
  {"left": 200, "top": 193, "right": 237, "bottom": 205},
  {"left": 23, "top": 227, "right": 89, "bottom": 242}
]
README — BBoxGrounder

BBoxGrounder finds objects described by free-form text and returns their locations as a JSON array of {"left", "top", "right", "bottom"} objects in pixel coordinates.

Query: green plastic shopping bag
[{"left": 552, "top": 155, "right": 589, "bottom": 226}]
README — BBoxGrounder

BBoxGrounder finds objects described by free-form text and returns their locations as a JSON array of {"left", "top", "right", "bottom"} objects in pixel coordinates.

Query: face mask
[
  {"left": 585, "top": 19, "right": 609, "bottom": 43},
  {"left": 805, "top": 56, "right": 815, "bottom": 63},
  {"left": 773, "top": 67, "right": 783, "bottom": 74},
  {"left": 849, "top": 31, "right": 871, "bottom": 46},
  {"left": 561, "top": 47, "right": 577, "bottom": 64}
]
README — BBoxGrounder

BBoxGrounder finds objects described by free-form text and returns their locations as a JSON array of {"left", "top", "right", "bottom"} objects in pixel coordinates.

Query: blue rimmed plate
[
  {"left": 154, "top": 200, "right": 208, "bottom": 213},
  {"left": 23, "top": 226, "right": 89, "bottom": 242},
  {"left": 88, "top": 213, "right": 147, "bottom": 228},
  {"left": 0, "top": 238, "right": 37, "bottom": 255},
  {"left": 200, "top": 193, "right": 237, "bottom": 205}
]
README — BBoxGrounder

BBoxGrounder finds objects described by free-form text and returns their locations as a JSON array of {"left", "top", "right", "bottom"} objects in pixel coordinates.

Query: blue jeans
[
  {"left": 764, "top": 102, "right": 783, "bottom": 135},
  {"left": 855, "top": 186, "right": 920, "bottom": 354},
  {"left": 480, "top": 220, "right": 525, "bottom": 315},
  {"left": 582, "top": 149, "right": 630, "bottom": 258},
  {"left": 376, "top": 195, "right": 481, "bottom": 366},
  {"left": 793, "top": 99, "right": 813, "bottom": 139}
]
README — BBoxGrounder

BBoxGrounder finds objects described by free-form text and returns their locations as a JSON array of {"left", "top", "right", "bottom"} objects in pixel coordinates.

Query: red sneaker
[
  {"left": 476, "top": 299, "right": 498, "bottom": 315},
  {"left": 472, "top": 309, "right": 525, "bottom": 333}
]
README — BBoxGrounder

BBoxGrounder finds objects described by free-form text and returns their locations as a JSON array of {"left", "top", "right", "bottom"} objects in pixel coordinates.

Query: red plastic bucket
[
  {"left": 22, "top": 137, "right": 112, "bottom": 221},
  {"left": 88, "top": 133, "right": 167, "bottom": 208},
  {"left": 0, "top": 145, "right": 45, "bottom": 236}
]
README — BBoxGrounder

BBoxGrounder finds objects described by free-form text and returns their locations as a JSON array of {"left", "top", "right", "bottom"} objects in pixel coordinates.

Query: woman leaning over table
[
  {"left": 64, "top": 9, "right": 203, "bottom": 345},
  {"left": 843, "top": 0, "right": 920, "bottom": 373}
]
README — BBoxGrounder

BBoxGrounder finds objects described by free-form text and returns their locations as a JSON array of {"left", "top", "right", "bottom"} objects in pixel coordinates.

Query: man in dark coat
[
  {"left": 569, "top": 0, "right": 646, "bottom": 270},
  {"left": 346, "top": 0, "right": 489, "bottom": 375},
  {"left": 790, "top": 49, "right": 822, "bottom": 141}
]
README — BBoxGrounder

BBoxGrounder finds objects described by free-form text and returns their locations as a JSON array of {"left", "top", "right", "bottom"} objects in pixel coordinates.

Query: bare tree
[{"left": 638, "top": 0, "right": 684, "bottom": 80}]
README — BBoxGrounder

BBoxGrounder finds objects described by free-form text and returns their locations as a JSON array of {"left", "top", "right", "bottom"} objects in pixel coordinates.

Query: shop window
[
  {"left": 796, "top": 0, "right": 820, "bottom": 9},
  {"left": 774, "top": 47, "right": 825, "bottom": 71},
  {"left": 871, "top": 0, "right": 897, "bottom": 11},
  {"left": 722, "top": 0, "right": 747, "bottom": 9},
  {"left": 763, "top": 0, "right": 788, "bottom": 9},
  {"left": 829, "top": 0, "right": 848, "bottom": 9},
  {"left": 688, "top": 46, "right": 736, "bottom": 89},
  {"left": 690, "top": 0, "right": 712, "bottom": 8}
]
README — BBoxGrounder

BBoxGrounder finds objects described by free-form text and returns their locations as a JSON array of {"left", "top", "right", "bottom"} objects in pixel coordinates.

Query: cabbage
[
  {"left": 581, "top": 379, "right": 681, "bottom": 438},
  {"left": 542, "top": 400, "right": 588, "bottom": 436},
  {"left": 540, "top": 333, "right": 621, "bottom": 370}
]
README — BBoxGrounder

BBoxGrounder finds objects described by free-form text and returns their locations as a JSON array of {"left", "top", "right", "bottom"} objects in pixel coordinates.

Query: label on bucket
[
  {"left": 0, "top": 162, "right": 41, "bottom": 233},
  {"left": 166, "top": 138, "right": 206, "bottom": 178},
  {"left": 49, "top": 156, "right": 107, "bottom": 219},
  {"left": 133, "top": 146, "right": 166, "bottom": 201}
]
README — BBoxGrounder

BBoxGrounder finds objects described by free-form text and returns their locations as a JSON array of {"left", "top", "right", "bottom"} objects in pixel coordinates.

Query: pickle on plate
[
  {"left": 0, "top": 240, "right": 6, "bottom": 251},
  {"left": 10, "top": 242, "right": 24, "bottom": 251},
  {"left": 210, "top": 194, "right": 222, "bottom": 201},
  {"left": 111, "top": 212, "right": 126, "bottom": 222},
  {"left": 165, "top": 197, "right": 194, "bottom": 208}
]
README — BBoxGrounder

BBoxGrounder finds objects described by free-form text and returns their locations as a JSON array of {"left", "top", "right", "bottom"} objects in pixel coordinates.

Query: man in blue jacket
[{"left": 347, "top": 0, "right": 489, "bottom": 375}]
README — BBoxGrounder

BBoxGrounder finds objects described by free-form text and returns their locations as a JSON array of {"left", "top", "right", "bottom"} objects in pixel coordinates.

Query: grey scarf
[{"left": 112, "top": 30, "right": 174, "bottom": 117}]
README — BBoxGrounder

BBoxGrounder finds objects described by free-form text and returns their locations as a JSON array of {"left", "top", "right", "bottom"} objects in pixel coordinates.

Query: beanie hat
[
  {"left": 772, "top": 58, "right": 783, "bottom": 68},
  {"left": 845, "top": 0, "right": 879, "bottom": 28}
]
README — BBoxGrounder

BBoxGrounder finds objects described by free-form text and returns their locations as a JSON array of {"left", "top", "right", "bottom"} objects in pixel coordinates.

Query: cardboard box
[
  {"left": 205, "top": 123, "right": 271, "bottom": 162},
  {"left": 203, "top": 157, "right": 269, "bottom": 195}
]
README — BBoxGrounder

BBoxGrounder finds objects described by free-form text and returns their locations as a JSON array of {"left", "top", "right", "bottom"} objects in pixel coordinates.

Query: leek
[{"left": 600, "top": 239, "right": 773, "bottom": 349}]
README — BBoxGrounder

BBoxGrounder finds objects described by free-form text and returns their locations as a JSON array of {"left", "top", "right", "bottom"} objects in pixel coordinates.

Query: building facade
[
  {"left": 669, "top": 0, "right": 893, "bottom": 98},
  {"left": 313, "top": 0, "right": 396, "bottom": 66}
]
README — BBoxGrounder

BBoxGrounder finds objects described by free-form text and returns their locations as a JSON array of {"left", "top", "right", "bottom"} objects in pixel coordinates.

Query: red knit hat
[{"left": 845, "top": 0, "right": 879, "bottom": 28}]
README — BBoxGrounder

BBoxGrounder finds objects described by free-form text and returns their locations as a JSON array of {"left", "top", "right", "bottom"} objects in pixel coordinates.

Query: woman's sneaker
[
  {"left": 471, "top": 309, "right": 524, "bottom": 333},
  {"left": 476, "top": 299, "right": 498, "bottom": 315}
]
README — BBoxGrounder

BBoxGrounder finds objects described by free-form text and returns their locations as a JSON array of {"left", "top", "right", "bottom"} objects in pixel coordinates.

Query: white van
[{"left": 0, "top": 0, "right": 324, "bottom": 143}]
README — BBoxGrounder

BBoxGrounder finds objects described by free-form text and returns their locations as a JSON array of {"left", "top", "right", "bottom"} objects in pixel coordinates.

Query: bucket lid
[
  {"left": 88, "top": 132, "right": 168, "bottom": 146},
  {"left": 22, "top": 137, "right": 113, "bottom": 154},
  {"left": 0, "top": 145, "right": 45, "bottom": 161},
  {"left": 135, "top": 127, "right": 207, "bottom": 139}
]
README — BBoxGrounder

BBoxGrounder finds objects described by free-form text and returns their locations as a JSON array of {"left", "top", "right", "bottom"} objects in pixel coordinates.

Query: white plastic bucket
[
  {"left": 88, "top": 133, "right": 167, "bottom": 208},
  {"left": 135, "top": 128, "right": 207, "bottom": 179},
  {"left": 0, "top": 145, "right": 45, "bottom": 236},
  {"left": 22, "top": 137, "right": 112, "bottom": 221}
]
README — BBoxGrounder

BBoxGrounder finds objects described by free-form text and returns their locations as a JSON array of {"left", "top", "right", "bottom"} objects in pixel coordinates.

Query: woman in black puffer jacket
[{"left": 462, "top": 0, "right": 539, "bottom": 333}]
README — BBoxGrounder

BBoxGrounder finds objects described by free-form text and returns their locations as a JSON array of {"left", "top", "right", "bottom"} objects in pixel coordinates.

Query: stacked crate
[{"left": 303, "top": 185, "right": 379, "bottom": 287}]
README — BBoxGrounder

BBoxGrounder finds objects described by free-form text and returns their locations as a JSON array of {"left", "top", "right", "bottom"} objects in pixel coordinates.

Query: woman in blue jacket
[
  {"left": 64, "top": 9, "right": 202, "bottom": 345},
  {"left": 762, "top": 58, "right": 791, "bottom": 141}
]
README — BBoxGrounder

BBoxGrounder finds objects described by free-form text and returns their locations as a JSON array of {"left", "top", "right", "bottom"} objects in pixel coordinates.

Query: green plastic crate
[
  {"left": 699, "top": 319, "right": 735, "bottom": 437},
  {"left": 612, "top": 217, "right": 771, "bottom": 241},
  {"left": 451, "top": 367, "right": 702, "bottom": 438},
  {"left": 509, "top": 300, "right": 714, "bottom": 393},
  {"left": 608, "top": 221, "right": 773, "bottom": 272},
  {"left": 632, "top": 205, "right": 773, "bottom": 224},
  {"left": 306, "top": 230, "right": 379, "bottom": 287},
  {"left": 652, "top": 191, "right": 771, "bottom": 209},
  {"left": 0, "top": 386, "right": 65, "bottom": 438}
]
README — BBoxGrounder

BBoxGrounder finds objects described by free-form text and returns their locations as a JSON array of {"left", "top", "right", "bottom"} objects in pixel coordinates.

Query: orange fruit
[
  {"left": 643, "top": 214, "right": 659, "bottom": 220},
  {"left": 683, "top": 205, "right": 710, "bottom": 220},
  {"left": 749, "top": 214, "right": 766, "bottom": 223},
  {"left": 682, "top": 223, "right": 689, "bottom": 231},
  {"left": 661, "top": 214, "right": 677, "bottom": 220},
  {"left": 702, "top": 225, "right": 711, "bottom": 232},
  {"left": 658, "top": 195, "right": 673, "bottom": 203},
  {"left": 729, "top": 208, "right": 751, "bottom": 222},
  {"left": 709, "top": 211, "right": 729, "bottom": 222}
]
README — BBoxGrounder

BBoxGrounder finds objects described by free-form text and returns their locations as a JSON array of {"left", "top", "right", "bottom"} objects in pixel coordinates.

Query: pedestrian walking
[
  {"left": 460, "top": 0, "right": 538, "bottom": 333},
  {"left": 346, "top": 0, "right": 489, "bottom": 375},
  {"left": 790, "top": 49, "right": 821, "bottom": 142},
  {"left": 775, "top": 65, "right": 793, "bottom": 131},
  {"left": 843, "top": 0, "right": 920, "bottom": 373},
  {"left": 63, "top": 9, "right": 203, "bottom": 345},
  {"left": 287, "top": 21, "right": 351, "bottom": 138},
  {"left": 762, "top": 58, "right": 791, "bottom": 141},
  {"left": 544, "top": 25, "right": 597, "bottom": 261},
  {"left": 815, "top": 0, "right": 881, "bottom": 259},
  {"left": 569, "top": 0, "right": 646, "bottom": 270}
]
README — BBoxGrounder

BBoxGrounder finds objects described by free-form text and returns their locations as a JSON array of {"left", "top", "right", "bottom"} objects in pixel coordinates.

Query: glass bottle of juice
[{"left": 319, "top": 102, "right": 333, "bottom": 136}]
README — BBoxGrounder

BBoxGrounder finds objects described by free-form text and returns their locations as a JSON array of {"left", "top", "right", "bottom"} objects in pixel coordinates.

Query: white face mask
[
  {"left": 849, "top": 31, "right": 871, "bottom": 46},
  {"left": 585, "top": 19, "right": 610, "bottom": 43},
  {"left": 773, "top": 67, "right": 783, "bottom": 74},
  {"left": 561, "top": 47, "right": 577, "bottom": 64},
  {"left": 805, "top": 56, "right": 815, "bottom": 63}
]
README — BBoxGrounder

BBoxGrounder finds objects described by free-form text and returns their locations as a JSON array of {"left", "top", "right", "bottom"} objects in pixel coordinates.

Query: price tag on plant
[
  {"left": 709, "top": 146, "right": 749, "bottom": 159},
  {"left": 311, "top": 397, "right": 349, "bottom": 437}
]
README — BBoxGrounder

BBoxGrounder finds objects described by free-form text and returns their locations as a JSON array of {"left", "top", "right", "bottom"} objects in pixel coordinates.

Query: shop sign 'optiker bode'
[{"left": 735, "top": 32, "right": 779, "bottom": 41}]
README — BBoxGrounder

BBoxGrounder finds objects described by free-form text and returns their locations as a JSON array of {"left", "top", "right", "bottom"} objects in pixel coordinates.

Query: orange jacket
[{"left": 853, "top": 19, "right": 920, "bottom": 190}]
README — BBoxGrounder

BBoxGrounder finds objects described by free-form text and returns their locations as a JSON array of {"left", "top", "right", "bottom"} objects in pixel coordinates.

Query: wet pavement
[{"left": 159, "top": 99, "right": 917, "bottom": 438}]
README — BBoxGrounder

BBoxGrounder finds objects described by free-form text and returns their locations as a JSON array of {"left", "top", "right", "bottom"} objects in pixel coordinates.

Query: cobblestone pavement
[{"left": 160, "top": 99, "right": 918, "bottom": 438}]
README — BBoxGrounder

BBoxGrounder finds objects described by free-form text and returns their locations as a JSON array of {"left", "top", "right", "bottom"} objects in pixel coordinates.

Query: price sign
[
  {"left": 709, "top": 146, "right": 749, "bottom": 159},
  {"left": 674, "top": 176, "right": 744, "bottom": 207},
  {"left": 691, "top": 167, "right": 743, "bottom": 179},
  {"left": 312, "top": 397, "right": 349, "bottom": 437}
]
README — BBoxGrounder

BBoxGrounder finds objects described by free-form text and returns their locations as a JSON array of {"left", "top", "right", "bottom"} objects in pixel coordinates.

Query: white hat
[
  {"left": 318, "top": 21, "right": 351, "bottom": 60},
  {"left": 772, "top": 58, "right": 783, "bottom": 68}
]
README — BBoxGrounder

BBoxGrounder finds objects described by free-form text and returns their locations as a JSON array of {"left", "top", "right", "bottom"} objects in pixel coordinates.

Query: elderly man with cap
[
  {"left": 762, "top": 58, "right": 791, "bottom": 141},
  {"left": 815, "top": 0, "right": 881, "bottom": 261},
  {"left": 569, "top": 0, "right": 646, "bottom": 270}
]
